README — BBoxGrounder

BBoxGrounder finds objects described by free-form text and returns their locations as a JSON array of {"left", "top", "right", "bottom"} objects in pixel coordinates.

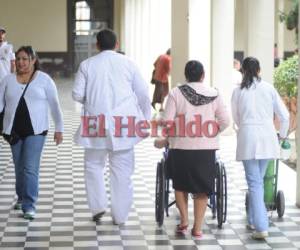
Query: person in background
[
  {"left": 232, "top": 59, "right": 242, "bottom": 87},
  {"left": 72, "top": 29, "right": 151, "bottom": 224},
  {"left": 151, "top": 49, "right": 171, "bottom": 112},
  {"left": 274, "top": 43, "right": 279, "bottom": 59},
  {"left": 274, "top": 43, "right": 280, "bottom": 67},
  {"left": 231, "top": 57, "right": 289, "bottom": 239},
  {"left": 0, "top": 46, "right": 64, "bottom": 220},
  {"left": 0, "top": 27, "right": 15, "bottom": 81},
  {"left": 294, "top": 48, "right": 299, "bottom": 56},
  {"left": 159, "top": 60, "right": 230, "bottom": 239}
]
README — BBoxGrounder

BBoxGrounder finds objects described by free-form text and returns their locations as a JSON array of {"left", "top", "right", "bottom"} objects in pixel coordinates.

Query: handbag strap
[
  {"left": 1, "top": 70, "right": 36, "bottom": 112},
  {"left": 19, "top": 70, "right": 36, "bottom": 100}
]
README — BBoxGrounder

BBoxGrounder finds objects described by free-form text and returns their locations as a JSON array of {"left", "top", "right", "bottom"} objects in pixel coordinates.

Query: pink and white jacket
[{"left": 162, "top": 82, "right": 230, "bottom": 150}]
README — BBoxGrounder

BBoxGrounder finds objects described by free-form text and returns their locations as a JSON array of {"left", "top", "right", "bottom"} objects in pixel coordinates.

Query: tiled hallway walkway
[{"left": 0, "top": 79, "right": 300, "bottom": 250}]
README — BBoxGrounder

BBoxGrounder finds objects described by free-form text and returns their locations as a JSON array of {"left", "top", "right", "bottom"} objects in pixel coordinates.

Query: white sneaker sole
[{"left": 252, "top": 231, "right": 268, "bottom": 239}]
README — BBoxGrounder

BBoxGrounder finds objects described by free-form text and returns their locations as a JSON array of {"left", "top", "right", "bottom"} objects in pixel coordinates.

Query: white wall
[{"left": 0, "top": 0, "right": 67, "bottom": 52}]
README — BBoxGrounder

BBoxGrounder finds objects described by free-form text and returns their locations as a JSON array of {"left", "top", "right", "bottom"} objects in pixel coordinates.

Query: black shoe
[
  {"left": 151, "top": 102, "right": 156, "bottom": 110},
  {"left": 92, "top": 211, "right": 105, "bottom": 222},
  {"left": 14, "top": 202, "right": 22, "bottom": 210}
]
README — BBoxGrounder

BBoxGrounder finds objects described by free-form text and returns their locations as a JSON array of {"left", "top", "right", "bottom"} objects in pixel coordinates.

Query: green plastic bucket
[{"left": 264, "top": 160, "right": 275, "bottom": 205}]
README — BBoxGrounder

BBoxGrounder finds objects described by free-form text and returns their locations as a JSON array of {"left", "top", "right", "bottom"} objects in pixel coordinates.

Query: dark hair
[
  {"left": 96, "top": 29, "right": 117, "bottom": 51},
  {"left": 241, "top": 57, "right": 261, "bottom": 89},
  {"left": 184, "top": 60, "right": 204, "bottom": 82},
  {"left": 166, "top": 48, "right": 171, "bottom": 55},
  {"left": 117, "top": 50, "right": 125, "bottom": 55},
  {"left": 16, "top": 46, "right": 40, "bottom": 71}
]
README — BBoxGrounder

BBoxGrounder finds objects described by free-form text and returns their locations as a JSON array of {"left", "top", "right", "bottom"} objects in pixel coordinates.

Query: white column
[
  {"left": 171, "top": 0, "right": 189, "bottom": 87},
  {"left": 234, "top": 0, "right": 246, "bottom": 55},
  {"left": 245, "top": 0, "right": 275, "bottom": 83},
  {"left": 171, "top": 0, "right": 211, "bottom": 87},
  {"left": 123, "top": 0, "right": 171, "bottom": 80},
  {"left": 277, "top": 0, "right": 285, "bottom": 59},
  {"left": 296, "top": 0, "right": 300, "bottom": 207},
  {"left": 211, "top": 0, "right": 235, "bottom": 102},
  {"left": 189, "top": 0, "right": 211, "bottom": 85},
  {"left": 113, "top": 0, "right": 125, "bottom": 50}
]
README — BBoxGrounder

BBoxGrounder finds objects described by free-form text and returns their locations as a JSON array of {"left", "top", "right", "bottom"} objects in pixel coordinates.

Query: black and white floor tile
[{"left": 0, "top": 81, "right": 300, "bottom": 250}]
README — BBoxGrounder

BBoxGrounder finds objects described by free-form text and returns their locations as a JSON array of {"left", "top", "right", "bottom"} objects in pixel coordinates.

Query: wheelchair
[{"left": 155, "top": 147, "right": 227, "bottom": 228}]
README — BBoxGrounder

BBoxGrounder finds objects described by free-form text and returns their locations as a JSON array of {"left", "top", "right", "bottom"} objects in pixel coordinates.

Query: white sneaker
[
  {"left": 24, "top": 210, "right": 35, "bottom": 220},
  {"left": 252, "top": 231, "right": 268, "bottom": 239},
  {"left": 113, "top": 221, "right": 125, "bottom": 226}
]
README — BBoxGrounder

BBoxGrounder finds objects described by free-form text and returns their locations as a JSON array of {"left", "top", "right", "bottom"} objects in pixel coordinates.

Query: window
[{"left": 76, "top": 1, "right": 91, "bottom": 35}]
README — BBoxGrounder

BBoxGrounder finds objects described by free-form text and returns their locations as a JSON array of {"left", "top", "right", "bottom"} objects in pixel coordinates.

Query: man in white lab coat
[
  {"left": 0, "top": 27, "right": 15, "bottom": 81},
  {"left": 0, "top": 27, "right": 15, "bottom": 135},
  {"left": 72, "top": 29, "right": 151, "bottom": 224}
]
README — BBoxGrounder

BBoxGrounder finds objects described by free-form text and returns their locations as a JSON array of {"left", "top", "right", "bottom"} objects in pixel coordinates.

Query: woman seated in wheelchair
[{"left": 154, "top": 60, "right": 230, "bottom": 239}]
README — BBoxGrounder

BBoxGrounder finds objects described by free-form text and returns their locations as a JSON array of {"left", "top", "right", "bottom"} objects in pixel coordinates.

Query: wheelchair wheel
[
  {"left": 276, "top": 190, "right": 285, "bottom": 218},
  {"left": 216, "top": 161, "right": 227, "bottom": 228},
  {"left": 210, "top": 194, "right": 217, "bottom": 219},
  {"left": 155, "top": 159, "right": 166, "bottom": 226},
  {"left": 165, "top": 175, "right": 170, "bottom": 217}
]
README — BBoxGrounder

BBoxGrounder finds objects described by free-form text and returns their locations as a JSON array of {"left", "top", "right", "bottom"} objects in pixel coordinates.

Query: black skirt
[{"left": 167, "top": 149, "right": 216, "bottom": 195}]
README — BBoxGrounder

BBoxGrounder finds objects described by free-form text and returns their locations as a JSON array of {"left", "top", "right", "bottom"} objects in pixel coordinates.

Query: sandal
[
  {"left": 191, "top": 228, "right": 202, "bottom": 240},
  {"left": 176, "top": 224, "right": 188, "bottom": 234}
]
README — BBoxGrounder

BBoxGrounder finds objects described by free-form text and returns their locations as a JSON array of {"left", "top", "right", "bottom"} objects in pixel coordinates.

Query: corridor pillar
[
  {"left": 171, "top": 0, "right": 189, "bottom": 87},
  {"left": 122, "top": 0, "right": 171, "bottom": 79},
  {"left": 171, "top": 0, "right": 211, "bottom": 87},
  {"left": 113, "top": 0, "right": 125, "bottom": 50},
  {"left": 211, "top": 0, "right": 235, "bottom": 103},
  {"left": 245, "top": 0, "right": 275, "bottom": 83},
  {"left": 276, "top": 0, "right": 285, "bottom": 59}
]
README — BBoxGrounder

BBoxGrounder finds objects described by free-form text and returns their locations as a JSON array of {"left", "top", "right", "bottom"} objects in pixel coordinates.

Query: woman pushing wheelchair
[{"left": 155, "top": 60, "right": 230, "bottom": 239}]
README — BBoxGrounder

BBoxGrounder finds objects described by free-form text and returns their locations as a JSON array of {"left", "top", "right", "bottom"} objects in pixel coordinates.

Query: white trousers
[{"left": 84, "top": 148, "right": 134, "bottom": 224}]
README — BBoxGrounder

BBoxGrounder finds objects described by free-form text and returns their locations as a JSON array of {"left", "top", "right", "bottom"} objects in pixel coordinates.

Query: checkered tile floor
[{"left": 0, "top": 80, "right": 300, "bottom": 250}]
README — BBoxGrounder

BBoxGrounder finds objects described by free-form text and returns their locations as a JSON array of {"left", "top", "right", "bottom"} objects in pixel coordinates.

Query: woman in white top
[
  {"left": 231, "top": 57, "right": 289, "bottom": 239},
  {"left": 0, "top": 46, "right": 64, "bottom": 220}
]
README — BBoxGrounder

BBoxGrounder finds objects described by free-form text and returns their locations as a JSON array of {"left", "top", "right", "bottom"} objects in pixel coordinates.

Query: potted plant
[
  {"left": 279, "top": 0, "right": 299, "bottom": 39},
  {"left": 274, "top": 55, "right": 298, "bottom": 132}
]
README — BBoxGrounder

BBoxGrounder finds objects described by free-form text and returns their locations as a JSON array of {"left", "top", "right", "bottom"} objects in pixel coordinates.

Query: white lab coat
[
  {"left": 231, "top": 79, "right": 289, "bottom": 161},
  {"left": 72, "top": 50, "right": 151, "bottom": 151},
  {"left": 232, "top": 69, "right": 242, "bottom": 87}
]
